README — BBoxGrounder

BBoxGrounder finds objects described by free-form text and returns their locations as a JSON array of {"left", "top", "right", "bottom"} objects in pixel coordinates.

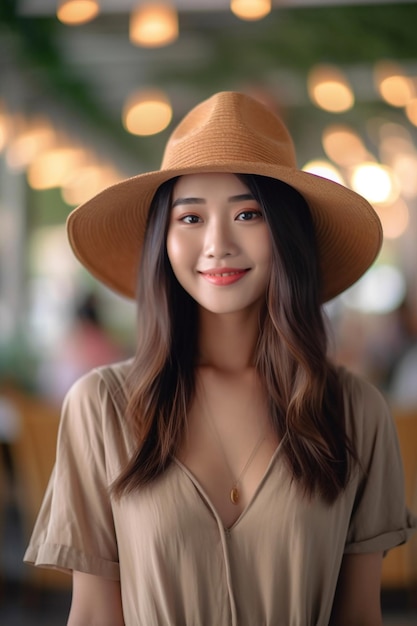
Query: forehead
[{"left": 172, "top": 172, "right": 250, "bottom": 198}]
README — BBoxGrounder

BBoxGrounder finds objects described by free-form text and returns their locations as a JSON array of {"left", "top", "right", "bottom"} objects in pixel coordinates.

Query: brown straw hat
[{"left": 67, "top": 91, "right": 382, "bottom": 302}]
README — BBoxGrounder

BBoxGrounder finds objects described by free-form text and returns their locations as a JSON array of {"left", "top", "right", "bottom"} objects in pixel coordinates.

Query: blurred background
[{"left": 0, "top": 0, "right": 417, "bottom": 623}]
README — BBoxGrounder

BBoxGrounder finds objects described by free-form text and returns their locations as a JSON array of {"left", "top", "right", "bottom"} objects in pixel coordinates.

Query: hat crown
[{"left": 161, "top": 91, "right": 297, "bottom": 170}]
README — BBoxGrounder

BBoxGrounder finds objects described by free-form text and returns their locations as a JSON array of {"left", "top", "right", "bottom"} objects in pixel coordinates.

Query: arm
[
  {"left": 329, "top": 552, "right": 383, "bottom": 626},
  {"left": 67, "top": 571, "right": 125, "bottom": 626}
]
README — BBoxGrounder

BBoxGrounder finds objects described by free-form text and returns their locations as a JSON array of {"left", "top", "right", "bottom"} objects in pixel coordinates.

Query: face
[{"left": 166, "top": 173, "right": 272, "bottom": 316}]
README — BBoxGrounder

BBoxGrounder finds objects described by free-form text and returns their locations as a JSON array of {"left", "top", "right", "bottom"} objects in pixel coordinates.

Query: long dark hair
[{"left": 113, "top": 174, "right": 356, "bottom": 503}]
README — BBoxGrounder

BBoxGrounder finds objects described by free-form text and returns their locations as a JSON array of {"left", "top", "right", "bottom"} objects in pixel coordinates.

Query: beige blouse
[{"left": 24, "top": 360, "right": 417, "bottom": 626}]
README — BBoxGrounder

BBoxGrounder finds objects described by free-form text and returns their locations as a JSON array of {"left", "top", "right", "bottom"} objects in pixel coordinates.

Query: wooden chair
[
  {"left": 4, "top": 387, "right": 71, "bottom": 590},
  {"left": 381, "top": 409, "right": 417, "bottom": 595}
]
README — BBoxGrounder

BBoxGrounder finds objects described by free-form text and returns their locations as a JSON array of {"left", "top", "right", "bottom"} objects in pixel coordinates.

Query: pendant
[{"left": 230, "top": 486, "right": 239, "bottom": 505}]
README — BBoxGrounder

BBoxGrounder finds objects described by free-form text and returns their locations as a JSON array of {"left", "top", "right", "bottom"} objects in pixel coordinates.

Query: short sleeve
[
  {"left": 23, "top": 370, "right": 120, "bottom": 579},
  {"left": 343, "top": 374, "right": 417, "bottom": 555}
]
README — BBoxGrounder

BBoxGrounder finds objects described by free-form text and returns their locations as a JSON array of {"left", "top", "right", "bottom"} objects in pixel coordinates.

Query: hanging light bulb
[
  {"left": 322, "top": 125, "right": 370, "bottom": 167},
  {"left": 307, "top": 64, "right": 354, "bottom": 113},
  {"left": 28, "top": 144, "right": 87, "bottom": 190},
  {"left": 130, "top": 2, "right": 179, "bottom": 47},
  {"left": 302, "top": 159, "right": 345, "bottom": 185},
  {"left": 6, "top": 116, "right": 56, "bottom": 170},
  {"left": 230, "top": 0, "right": 271, "bottom": 21},
  {"left": 374, "top": 61, "right": 415, "bottom": 108},
  {"left": 350, "top": 162, "right": 400, "bottom": 205},
  {"left": 122, "top": 90, "right": 172, "bottom": 136},
  {"left": 57, "top": 0, "right": 100, "bottom": 25}
]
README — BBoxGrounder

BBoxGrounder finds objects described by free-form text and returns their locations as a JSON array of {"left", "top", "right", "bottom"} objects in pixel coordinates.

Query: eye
[
  {"left": 180, "top": 214, "right": 202, "bottom": 224},
  {"left": 236, "top": 210, "right": 263, "bottom": 221}
]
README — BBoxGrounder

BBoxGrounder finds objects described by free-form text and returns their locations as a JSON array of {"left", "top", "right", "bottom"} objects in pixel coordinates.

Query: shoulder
[
  {"left": 63, "top": 358, "right": 132, "bottom": 410},
  {"left": 336, "top": 366, "right": 395, "bottom": 455},
  {"left": 337, "top": 366, "right": 387, "bottom": 412},
  {"left": 60, "top": 359, "right": 133, "bottom": 442}
]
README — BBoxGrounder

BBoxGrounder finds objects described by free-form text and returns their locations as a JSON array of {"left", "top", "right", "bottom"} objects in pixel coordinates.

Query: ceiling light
[
  {"left": 57, "top": 0, "right": 99, "bottom": 25},
  {"left": 230, "top": 0, "right": 271, "bottom": 21},
  {"left": 374, "top": 61, "right": 415, "bottom": 107},
  {"left": 28, "top": 146, "right": 87, "bottom": 190},
  {"left": 301, "top": 160, "right": 345, "bottom": 185},
  {"left": 308, "top": 65, "right": 354, "bottom": 113},
  {"left": 6, "top": 117, "right": 56, "bottom": 170},
  {"left": 130, "top": 2, "right": 178, "bottom": 47},
  {"left": 350, "top": 162, "right": 399, "bottom": 204},
  {"left": 378, "top": 76, "right": 414, "bottom": 107},
  {"left": 322, "top": 125, "right": 370, "bottom": 167},
  {"left": 61, "top": 164, "right": 122, "bottom": 205},
  {"left": 122, "top": 90, "right": 172, "bottom": 136}
]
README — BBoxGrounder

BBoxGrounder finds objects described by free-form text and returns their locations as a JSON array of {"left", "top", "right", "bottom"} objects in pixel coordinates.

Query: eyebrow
[{"left": 171, "top": 193, "right": 255, "bottom": 208}]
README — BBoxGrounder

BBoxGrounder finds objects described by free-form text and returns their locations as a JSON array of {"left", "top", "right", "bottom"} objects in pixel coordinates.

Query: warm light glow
[
  {"left": 379, "top": 76, "right": 414, "bottom": 107},
  {"left": 61, "top": 164, "right": 122, "bottom": 205},
  {"left": 230, "top": 0, "right": 271, "bottom": 21},
  {"left": 123, "top": 90, "right": 172, "bottom": 136},
  {"left": 350, "top": 162, "right": 399, "bottom": 204},
  {"left": 405, "top": 97, "right": 417, "bottom": 126},
  {"left": 6, "top": 117, "right": 56, "bottom": 170},
  {"left": 308, "top": 65, "right": 354, "bottom": 113},
  {"left": 322, "top": 125, "right": 370, "bottom": 167},
  {"left": 57, "top": 0, "right": 99, "bottom": 25},
  {"left": 302, "top": 159, "right": 345, "bottom": 185},
  {"left": 375, "top": 198, "right": 409, "bottom": 239},
  {"left": 129, "top": 2, "right": 178, "bottom": 47},
  {"left": 374, "top": 61, "right": 414, "bottom": 107},
  {"left": 390, "top": 153, "right": 417, "bottom": 199},
  {"left": 27, "top": 146, "right": 86, "bottom": 190}
]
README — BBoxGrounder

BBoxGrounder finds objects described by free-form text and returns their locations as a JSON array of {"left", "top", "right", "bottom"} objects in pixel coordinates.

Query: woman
[{"left": 24, "top": 91, "right": 417, "bottom": 625}]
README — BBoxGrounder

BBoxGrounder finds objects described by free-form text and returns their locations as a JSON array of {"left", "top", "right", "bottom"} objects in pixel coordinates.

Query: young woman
[{"left": 25, "top": 91, "right": 416, "bottom": 626}]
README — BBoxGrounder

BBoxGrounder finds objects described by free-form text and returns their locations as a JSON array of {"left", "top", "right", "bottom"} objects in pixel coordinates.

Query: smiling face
[{"left": 166, "top": 173, "right": 272, "bottom": 316}]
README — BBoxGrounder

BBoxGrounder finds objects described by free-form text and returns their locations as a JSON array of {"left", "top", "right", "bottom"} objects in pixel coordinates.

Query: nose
[{"left": 203, "top": 217, "right": 239, "bottom": 259}]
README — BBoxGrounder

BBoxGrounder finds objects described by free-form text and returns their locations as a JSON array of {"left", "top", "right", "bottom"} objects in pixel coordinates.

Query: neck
[{"left": 197, "top": 307, "right": 262, "bottom": 372}]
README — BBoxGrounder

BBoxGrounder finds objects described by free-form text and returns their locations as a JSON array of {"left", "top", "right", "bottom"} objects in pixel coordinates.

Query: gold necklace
[
  {"left": 202, "top": 401, "right": 266, "bottom": 505},
  {"left": 229, "top": 433, "right": 266, "bottom": 504}
]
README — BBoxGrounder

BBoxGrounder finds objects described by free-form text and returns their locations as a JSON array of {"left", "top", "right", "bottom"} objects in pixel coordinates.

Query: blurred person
[
  {"left": 38, "top": 291, "right": 125, "bottom": 405},
  {"left": 24, "top": 92, "right": 416, "bottom": 626}
]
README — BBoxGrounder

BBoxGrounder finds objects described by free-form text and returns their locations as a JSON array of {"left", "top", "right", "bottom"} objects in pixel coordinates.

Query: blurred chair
[
  {"left": 381, "top": 409, "right": 417, "bottom": 600},
  {"left": 3, "top": 386, "right": 71, "bottom": 590}
]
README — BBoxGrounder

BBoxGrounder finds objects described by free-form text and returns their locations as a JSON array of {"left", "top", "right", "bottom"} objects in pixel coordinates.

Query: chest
[{"left": 177, "top": 374, "right": 280, "bottom": 529}]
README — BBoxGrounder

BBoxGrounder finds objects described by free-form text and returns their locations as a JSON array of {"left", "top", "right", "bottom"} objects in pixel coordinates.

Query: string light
[
  {"left": 322, "top": 125, "right": 370, "bottom": 168},
  {"left": 350, "top": 162, "right": 399, "bottom": 205},
  {"left": 230, "top": 0, "right": 271, "bottom": 21},
  {"left": 122, "top": 90, "right": 172, "bottom": 136},
  {"left": 130, "top": 2, "right": 178, "bottom": 47},
  {"left": 374, "top": 61, "right": 415, "bottom": 107},
  {"left": 28, "top": 145, "right": 87, "bottom": 190},
  {"left": 308, "top": 65, "right": 354, "bottom": 113},
  {"left": 302, "top": 160, "right": 345, "bottom": 185},
  {"left": 57, "top": 0, "right": 99, "bottom": 25}
]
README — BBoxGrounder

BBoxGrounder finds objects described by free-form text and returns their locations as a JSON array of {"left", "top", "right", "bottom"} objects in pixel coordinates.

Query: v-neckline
[{"left": 173, "top": 439, "right": 284, "bottom": 531}]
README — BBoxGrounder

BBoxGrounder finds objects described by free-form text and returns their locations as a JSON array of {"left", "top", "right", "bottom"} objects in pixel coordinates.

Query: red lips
[{"left": 199, "top": 268, "right": 249, "bottom": 286}]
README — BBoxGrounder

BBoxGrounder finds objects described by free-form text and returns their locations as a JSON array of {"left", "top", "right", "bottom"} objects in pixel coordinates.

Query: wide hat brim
[{"left": 67, "top": 92, "right": 382, "bottom": 303}]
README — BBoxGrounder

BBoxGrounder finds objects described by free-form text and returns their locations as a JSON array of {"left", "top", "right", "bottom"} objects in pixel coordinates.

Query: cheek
[
  {"left": 166, "top": 230, "right": 193, "bottom": 276},
  {"left": 166, "top": 226, "right": 183, "bottom": 261},
  {"left": 254, "top": 228, "right": 273, "bottom": 266}
]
